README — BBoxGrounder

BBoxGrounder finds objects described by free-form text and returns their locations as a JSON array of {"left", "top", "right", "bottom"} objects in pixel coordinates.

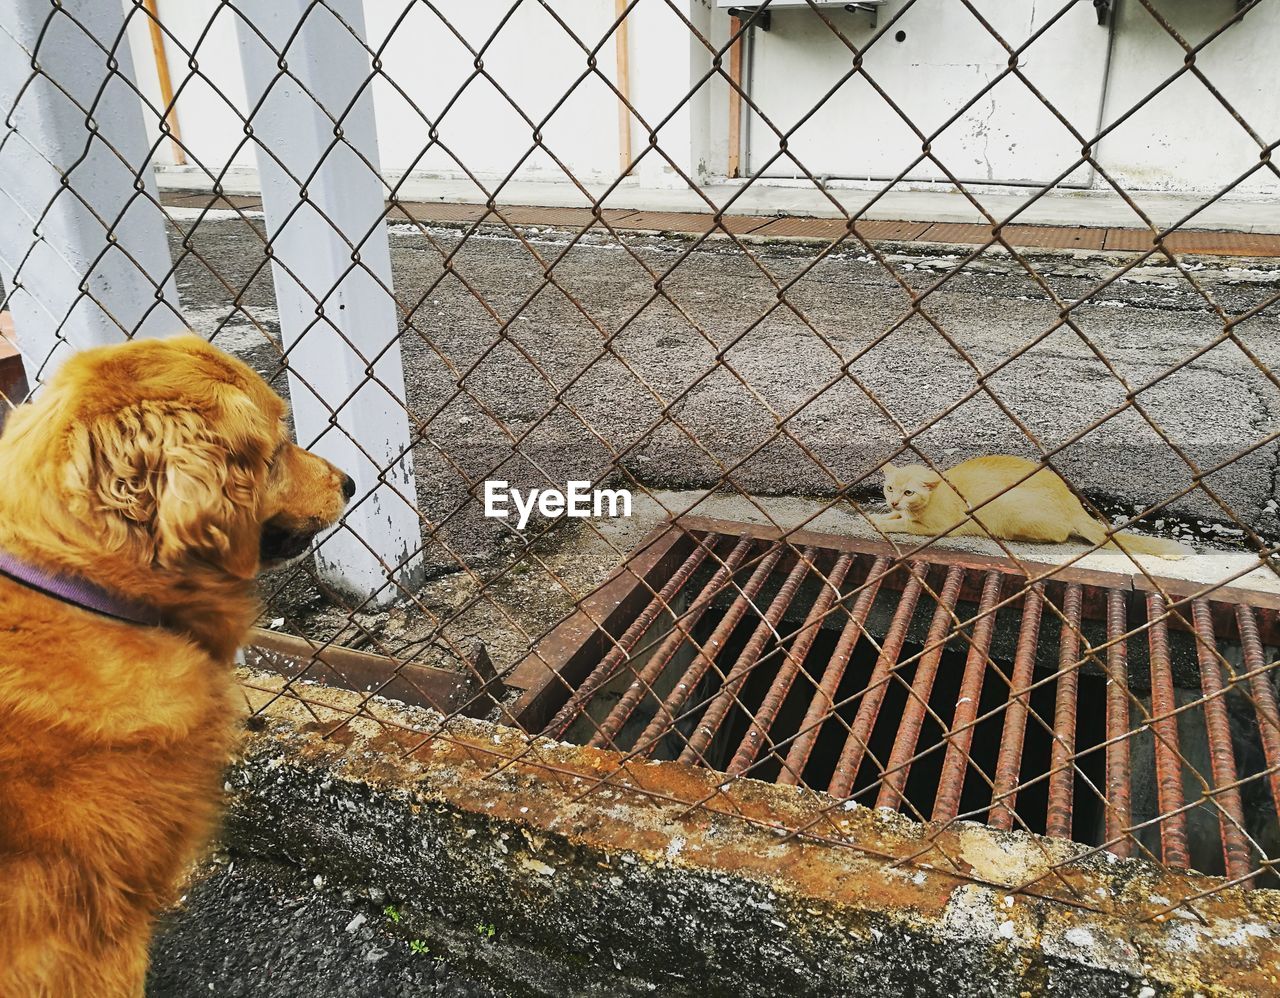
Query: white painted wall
[
  {"left": 743, "top": 1, "right": 1108, "bottom": 186},
  {"left": 124, "top": 0, "right": 256, "bottom": 172},
  {"left": 123, "top": 0, "right": 1280, "bottom": 197},
  {"left": 1099, "top": 0, "right": 1280, "bottom": 194},
  {"left": 363, "top": 1, "right": 621, "bottom": 190}
]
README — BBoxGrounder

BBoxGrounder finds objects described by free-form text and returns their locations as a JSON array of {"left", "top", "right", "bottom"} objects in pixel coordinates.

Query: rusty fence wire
[{"left": 4, "top": 0, "right": 1280, "bottom": 927}]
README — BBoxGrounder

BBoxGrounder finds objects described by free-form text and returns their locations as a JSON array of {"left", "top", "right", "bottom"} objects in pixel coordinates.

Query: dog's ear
[{"left": 66, "top": 390, "right": 271, "bottom": 579}]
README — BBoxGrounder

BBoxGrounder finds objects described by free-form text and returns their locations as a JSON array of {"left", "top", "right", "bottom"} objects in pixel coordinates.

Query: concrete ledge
[
  {"left": 156, "top": 190, "right": 1280, "bottom": 259},
  {"left": 154, "top": 165, "right": 1280, "bottom": 235},
  {"left": 222, "top": 673, "right": 1280, "bottom": 997}
]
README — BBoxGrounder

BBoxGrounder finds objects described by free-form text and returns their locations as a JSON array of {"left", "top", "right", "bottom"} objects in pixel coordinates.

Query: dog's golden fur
[{"left": 0, "top": 335, "right": 351, "bottom": 997}]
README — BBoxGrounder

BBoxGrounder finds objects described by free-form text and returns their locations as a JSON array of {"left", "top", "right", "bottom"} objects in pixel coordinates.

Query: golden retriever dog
[{"left": 0, "top": 335, "right": 353, "bottom": 996}]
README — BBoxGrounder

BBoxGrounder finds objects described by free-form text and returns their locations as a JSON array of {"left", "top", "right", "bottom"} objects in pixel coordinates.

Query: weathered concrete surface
[
  {"left": 202, "top": 673, "right": 1280, "bottom": 997},
  {"left": 168, "top": 211, "right": 1280, "bottom": 581},
  {"left": 149, "top": 855, "right": 509, "bottom": 997}
]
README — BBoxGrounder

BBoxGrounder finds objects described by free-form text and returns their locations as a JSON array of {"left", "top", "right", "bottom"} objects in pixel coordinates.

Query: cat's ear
[
  {"left": 920, "top": 471, "right": 942, "bottom": 491},
  {"left": 882, "top": 462, "right": 896, "bottom": 474}
]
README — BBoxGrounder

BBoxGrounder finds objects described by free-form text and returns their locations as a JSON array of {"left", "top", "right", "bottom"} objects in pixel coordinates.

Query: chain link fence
[{"left": 4, "top": 0, "right": 1280, "bottom": 931}]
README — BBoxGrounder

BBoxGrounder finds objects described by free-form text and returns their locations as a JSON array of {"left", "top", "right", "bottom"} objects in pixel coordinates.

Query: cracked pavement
[{"left": 169, "top": 213, "right": 1280, "bottom": 574}]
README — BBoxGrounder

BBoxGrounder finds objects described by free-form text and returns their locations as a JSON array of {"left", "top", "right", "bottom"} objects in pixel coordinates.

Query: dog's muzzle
[{"left": 259, "top": 522, "right": 319, "bottom": 563}]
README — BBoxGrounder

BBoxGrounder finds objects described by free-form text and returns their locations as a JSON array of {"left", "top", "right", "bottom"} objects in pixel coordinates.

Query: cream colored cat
[{"left": 869, "top": 455, "right": 1188, "bottom": 559}]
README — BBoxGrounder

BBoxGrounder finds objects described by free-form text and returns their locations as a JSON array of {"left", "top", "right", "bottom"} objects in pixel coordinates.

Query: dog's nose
[{"left": 341, "top": 474, "right": 356, "bottom": 500}]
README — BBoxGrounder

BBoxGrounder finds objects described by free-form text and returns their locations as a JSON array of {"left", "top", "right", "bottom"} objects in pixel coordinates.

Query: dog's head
[{"left": 2, "top": 335, "right": 351, "bottom": 580}]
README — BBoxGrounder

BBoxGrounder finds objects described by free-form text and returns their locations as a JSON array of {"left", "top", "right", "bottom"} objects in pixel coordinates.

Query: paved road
[{"left": 173, "top": 216, "right": 1280, "bottom": 574}]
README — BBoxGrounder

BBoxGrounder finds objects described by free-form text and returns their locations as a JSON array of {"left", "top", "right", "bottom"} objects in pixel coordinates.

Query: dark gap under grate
[{"left": 507, "top": 517, "right": 1280, "bottom": 885}]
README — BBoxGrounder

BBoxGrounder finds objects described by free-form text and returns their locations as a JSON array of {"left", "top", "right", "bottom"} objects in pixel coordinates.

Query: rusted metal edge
[
  {"left": 677, "top": 514, "right": 1280, "bottom": 636},
  {"left": 243, "top": 627, "right": 501, "bottom": 718},
  {"left": 506, "top": 522, "right": 694, "bottom": 730}
]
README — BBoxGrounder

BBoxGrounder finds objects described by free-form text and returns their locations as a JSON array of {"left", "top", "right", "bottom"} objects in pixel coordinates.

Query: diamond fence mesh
[{"left": 4, "top": 0, "right": 1280, "bottom": 925}]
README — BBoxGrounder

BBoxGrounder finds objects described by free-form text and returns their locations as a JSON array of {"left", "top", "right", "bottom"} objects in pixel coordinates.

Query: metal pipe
[
  {"left": 542, "top": 537, "right": 714, "bottom": 738},
  {"left": 728, "top": 553, "right": 854, "bottom": 775},
  {"left": 1046, "top": 583, "right": 1083, "bottom": 839},
  {"left": 932, "top": 570, "right": 1004, "bottom": 823},
  {"left": 875, "top": 565, "right": 966, "bottom": 812},
  {"left": 679, "top": 548, "right": 813, "bottom": 764},
  {"left": 1191, "top": 599, "right": 1252, "bottom": 882},
  {"left": 988, "top": 581, "right": 1045, "bottom": 830},
  {"left": 827, "top": 565, "right": 925, "bottom": 798},
  {"left": 588, "top": 537, "right": 752, "bottom": 749},
  {"left": 1146, "top": 592, "right": 1190, "bottom": 869},
  {"left": 778, "top": 556, "right": 889, "bottom": 786}
]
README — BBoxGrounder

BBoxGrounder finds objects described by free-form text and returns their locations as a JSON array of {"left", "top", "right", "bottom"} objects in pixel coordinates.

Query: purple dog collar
[{"left": 0, "top": 548, "right": 162, "bottom": 627}]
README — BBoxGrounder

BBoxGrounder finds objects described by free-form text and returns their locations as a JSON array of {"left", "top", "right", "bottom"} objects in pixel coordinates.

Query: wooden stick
[
  {"left": 727, "top": 16, "right": 743, "bottom": 178},
  {"left": 615, "top": 0, "right": 632, "bottom": 176},
  {"left": 141, "top": 0, "right": 186, "bottom": 166}
]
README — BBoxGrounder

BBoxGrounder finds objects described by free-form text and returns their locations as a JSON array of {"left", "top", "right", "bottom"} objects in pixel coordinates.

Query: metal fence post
[
  {"left": 0, "top": 0, "right": 185, "bottom": 386},
  {"left": 234, "top": 0, "right": 424, "bottom": 606}
]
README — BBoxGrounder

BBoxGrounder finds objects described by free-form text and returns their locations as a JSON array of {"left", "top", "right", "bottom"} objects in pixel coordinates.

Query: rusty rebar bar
[
  {"left": 876, "top": 565, "right": 967, "bottom": 811},
  {"left": 1046, "top": 583, "right": 1083, "bottom": 839},
  {"left": 728, "top": 553, "right": 854, "bottom": 776},
  {"left": 542, "top": 537, "right": 714, "bottom": 738},
  {"left": 778, "top": 556, "right": 889, "bottom": 787},
  {"left": 1237, "top": 605, "right": 1280, "bottom": 830},
  {"left": 588, "top": 537, "right": 752, "bottom": 749},
  {"left": 987, "top": 581, "right": 1045, "bottom": 831},
  {"left": 932, "top": 570, "right": 1005, "bottom": 823},
  {"left": 679, "top": 548, "right": 814, "bottom": 764},
  {"left": 827, "top": 565, "right": 926, "bottom": 798},
  {"left": 1191, "top": 599, "right": 1252, "bottom": 882},
  {"left": 631, "top": 543, "right": 786, "bottom": 757},
  {"left": 1146, "top": 591, "right": 1190, "bottom": 869},
  {"left": 1104, "top": 589, "right": 1133, "bottom": 859}
]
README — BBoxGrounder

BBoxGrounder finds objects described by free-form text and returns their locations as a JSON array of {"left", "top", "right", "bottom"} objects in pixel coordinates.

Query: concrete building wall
[
  {"left": 124, "top": 0, "right": 1278, "bottom": 196},
  {"left": 1100, "top": 0, "right": 1280, "bottom": 195}
]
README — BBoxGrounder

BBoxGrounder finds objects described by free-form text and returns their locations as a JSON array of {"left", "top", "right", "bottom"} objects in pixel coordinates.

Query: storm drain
[{"left": 508, "top": 516, "right": 1280, "bottom": 884}]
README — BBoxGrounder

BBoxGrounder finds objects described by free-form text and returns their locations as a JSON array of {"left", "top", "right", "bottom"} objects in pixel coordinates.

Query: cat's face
[{"left": 882, "top": 463, "right": 941, "bottom": 517}]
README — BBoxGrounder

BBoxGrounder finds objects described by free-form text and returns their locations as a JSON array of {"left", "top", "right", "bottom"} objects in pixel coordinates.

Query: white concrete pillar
[
  {"left": 234, "top": 0, "right": 423, "bottom": 605},
  {"left": 628, "top": 0, "right": 714, "bottom": 189},
  {"left": 0, "top": 0, "right": 185, "bottom": 384}
]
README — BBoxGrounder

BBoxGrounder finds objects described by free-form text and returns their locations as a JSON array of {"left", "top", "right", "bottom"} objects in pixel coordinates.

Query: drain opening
[{"left": 508, "top": 516, "right": 1280, "bottom": 884}]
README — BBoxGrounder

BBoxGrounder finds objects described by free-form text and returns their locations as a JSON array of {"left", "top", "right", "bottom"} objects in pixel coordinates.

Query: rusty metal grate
[{"left": 509, "top": 517, "right": 1280, "bottom": 884}]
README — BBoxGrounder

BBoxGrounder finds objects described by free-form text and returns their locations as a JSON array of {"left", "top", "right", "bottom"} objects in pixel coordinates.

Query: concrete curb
[{"left": 219, "top": 675, "right": 1280, "bottom": 997}]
